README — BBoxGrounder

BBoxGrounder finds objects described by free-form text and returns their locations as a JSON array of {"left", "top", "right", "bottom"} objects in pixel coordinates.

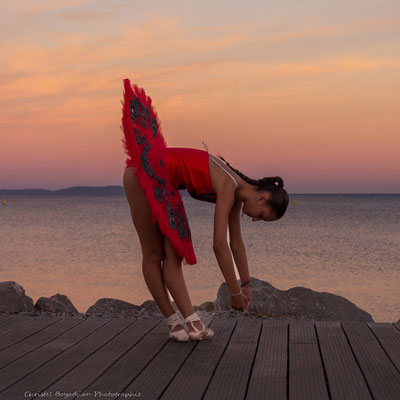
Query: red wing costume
[{"left": 121, "top": 78, "right": 197, "bottom": 265}]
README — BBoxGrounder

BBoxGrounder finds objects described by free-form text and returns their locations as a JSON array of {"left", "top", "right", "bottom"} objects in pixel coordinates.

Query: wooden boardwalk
[{"left": 0, "top": 314, "right": 399, "bottom": 400}]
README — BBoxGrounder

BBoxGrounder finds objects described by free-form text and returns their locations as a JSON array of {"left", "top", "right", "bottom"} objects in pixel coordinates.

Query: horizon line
[{"left": 0, "top": 185, "right": 399, "bottom": 195}]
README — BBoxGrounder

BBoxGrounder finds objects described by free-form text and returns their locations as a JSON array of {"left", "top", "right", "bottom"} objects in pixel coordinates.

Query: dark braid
[
  {"left": 216, "top": 154, "right": 285, "bottom": 188},
  {"left": 216, "top": 154, "right": 289, "bottom": 220}
]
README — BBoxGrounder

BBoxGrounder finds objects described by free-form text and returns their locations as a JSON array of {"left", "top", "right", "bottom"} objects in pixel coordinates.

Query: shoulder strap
[{"left": 209, "top": 154, "right": 238, "bottom": 188}]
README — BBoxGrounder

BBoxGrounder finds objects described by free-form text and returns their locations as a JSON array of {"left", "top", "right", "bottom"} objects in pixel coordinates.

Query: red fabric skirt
[{"left": 121, "top": 78, "right": 196, "bottom": 265}]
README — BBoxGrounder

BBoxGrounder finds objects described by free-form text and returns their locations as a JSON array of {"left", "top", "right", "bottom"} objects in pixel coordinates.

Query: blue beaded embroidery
[{"left": 129, "top": 94, "right": 191, "bottom": 241}]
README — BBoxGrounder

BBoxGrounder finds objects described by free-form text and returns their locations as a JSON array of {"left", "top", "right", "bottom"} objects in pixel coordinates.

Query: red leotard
[{"left": 126, "top": 147, "right": 217, "bottom": 203}]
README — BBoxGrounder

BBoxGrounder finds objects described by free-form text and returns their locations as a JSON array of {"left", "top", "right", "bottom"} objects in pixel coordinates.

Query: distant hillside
[
  {"left": 0, "top": 185, "right": 192, "bottom": 196},
  {"left": 0, "top": 186, "right": 125, "bottom": 195}
]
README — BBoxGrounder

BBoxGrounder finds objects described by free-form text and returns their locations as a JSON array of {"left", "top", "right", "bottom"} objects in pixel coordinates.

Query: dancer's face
[{"left": 242, "top": 191, "right": 278, "bottom": 222}]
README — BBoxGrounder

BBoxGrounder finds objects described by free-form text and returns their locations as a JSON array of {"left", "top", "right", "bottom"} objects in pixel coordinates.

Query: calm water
[{"left": 0, "top": 193, "right": 399, "bottom": 322}]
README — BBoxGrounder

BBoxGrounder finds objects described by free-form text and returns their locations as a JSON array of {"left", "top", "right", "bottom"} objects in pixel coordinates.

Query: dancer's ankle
[
  {"left": 165, "top": 312, "right": 186, "bottom": 332},
  {"left": 165, "top": 312, "right": 179, "bottom": 323},
  {"left": 187, "top": 320, "right": 204, "bottom": 332}
]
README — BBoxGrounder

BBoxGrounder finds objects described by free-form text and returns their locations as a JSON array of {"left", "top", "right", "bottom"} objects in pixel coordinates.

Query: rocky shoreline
[
  {"left": 0, "top": 308, "right": 327, "bottom": 322},
  {"left": 1, "top": 279, "right": 397, "bottom": 323}
]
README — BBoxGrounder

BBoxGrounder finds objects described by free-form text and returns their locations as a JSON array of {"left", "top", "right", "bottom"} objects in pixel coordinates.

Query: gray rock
[
  {"left": 35, "top": 294, "right": 79, "bottom": 315},
  {"left": 139, "top": 300, "right": 161, "bottom": 313},
  {"left": 194, "top": 301, "right": 215, "bottom": 312},
  {"left": 0, "top": 281, "right": 35, "bottom": 313},
  {"left": 214, "top": 277, "right": 374, "bottom": 322},
  {"left": 86, "top": 298, "right": 141, "bottom": 315}
]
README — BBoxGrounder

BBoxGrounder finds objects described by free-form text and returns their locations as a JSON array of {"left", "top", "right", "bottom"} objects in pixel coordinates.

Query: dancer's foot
[
  {"left": 184, "top": 312, "right": 214, "bottom": 341},
  {"left": 186, "top": 319, "right": 204, "bottom": 332},
  {"left": 166, "top": 313, "right": 189, "bottom": 342}
]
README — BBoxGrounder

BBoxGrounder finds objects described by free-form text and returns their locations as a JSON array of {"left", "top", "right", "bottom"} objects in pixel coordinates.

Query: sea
[{"left": 0, "top": 192, "right": 399, "bottom": 323}]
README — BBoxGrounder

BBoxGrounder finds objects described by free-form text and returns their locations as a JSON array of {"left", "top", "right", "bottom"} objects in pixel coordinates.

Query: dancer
[{"left": 121, "top": 79, "right": 289, "bottom": 342}]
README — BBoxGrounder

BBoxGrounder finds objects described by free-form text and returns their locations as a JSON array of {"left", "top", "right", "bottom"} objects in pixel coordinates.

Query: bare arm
[
  {"left": 213, "top": 186, "right": 241, "bottom": 294},
  {"left": 228, "top": 198, "right": 251, "bottom": 283},
  {"left": 230, "top": 241, "right": 250, "bottom": 283}
]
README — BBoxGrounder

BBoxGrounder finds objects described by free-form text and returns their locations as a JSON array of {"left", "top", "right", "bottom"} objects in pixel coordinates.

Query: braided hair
[{"left": 216, "top": 154, "right": 289, "bottom": 220}]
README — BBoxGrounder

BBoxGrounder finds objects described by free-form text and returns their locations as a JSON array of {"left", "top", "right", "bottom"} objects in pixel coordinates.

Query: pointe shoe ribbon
[
  {"left": 166, "top": 313, "right": 189, "bottom": 342},
  {"left": 184, "top": 312, "right": 214, "bottom": 341}
]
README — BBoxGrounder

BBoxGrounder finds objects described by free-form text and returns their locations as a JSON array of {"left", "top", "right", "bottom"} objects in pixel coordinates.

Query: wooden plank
[
  {"left": 44, "top": 318, "right": 161, "bottom": 395},
  {"left": 289, "top": 320, "right": 329, "bottom": 400},
  {"left": 368, "top": 322, "right": 400, "bottom": 372},
  {"left": 0, "top": 317, "right": 131, "bottom": 399},
  {"left": 1, "top": 315, "right": 398, "bottom": 400},
  {"left": 0, "top": 317, "right": 110, "bottom": 394},
  {"left": 393, "top": 321, "right": 400, "bottom": 332},
  {"left": 316, "top": 320, "right": 372, "bottom": 400},
  {"left": 246, "top": 319, "right": 288, "bottom": 400},
  {"left": 78, "top": 318, "right": 171, "bottom": 399},
  {"left": 0, "top": 316, "right": 84, "bottom": 373},
  {"left": 203, "top": 318, "right": 261, "bottom": 400},
  {"left": 0, "top": 316, "right": 15, "bottom": 325},
  {"left": 0, "top": 316, "right": 62, "bottom": 351},
  {"left": 0, "top": 315, "right": 34, "bottom": 337},
  {"left": 160, "top": 318, "right": 236, "bottom": 400},
  {"left": 119, "top": 317, "right": 215, "bottom": 399},
  {"left": 342, "top": 321, "right": 400, "bottom": 400},
  {"left": 290, "top": 319, "right": 318, "bottom": 344}
]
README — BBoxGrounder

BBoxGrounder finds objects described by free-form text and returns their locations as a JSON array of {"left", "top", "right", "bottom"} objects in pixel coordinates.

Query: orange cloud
[
  {"left": 261, "top": 16, "right": 400, "bottom": 44},
  {"left": 15, "top": 0, "right": 98, "bottom": 16},
  {"left": 58, "top": 10, "right": 115, "bottom": 21},
  {"left": 1, "top": 13, "right": 399, "bottom": 150}
]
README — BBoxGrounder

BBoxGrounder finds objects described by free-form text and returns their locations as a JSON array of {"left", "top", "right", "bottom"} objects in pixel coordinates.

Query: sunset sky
[{"left": 0, "top": 0, "right": 399, "bottom": 193}]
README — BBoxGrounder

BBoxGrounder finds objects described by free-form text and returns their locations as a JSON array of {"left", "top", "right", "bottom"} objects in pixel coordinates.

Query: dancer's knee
[
  {"left": 142, "top": 248, "right": 165, "bottom": 266},
  {"left": 162, "top": 253, "right": 182, "bottom": 271},
  {"left": 163, "top": 236, "right": 183, "bottom": 267}
]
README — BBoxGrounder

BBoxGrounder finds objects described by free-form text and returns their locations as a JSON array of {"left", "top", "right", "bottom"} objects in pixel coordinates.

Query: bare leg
[
  {"left": 162, "top": 236, "right": 204, "bottom": 332},
  {"left": 122, "top": 167, "right": 179, "bottom": 327}
]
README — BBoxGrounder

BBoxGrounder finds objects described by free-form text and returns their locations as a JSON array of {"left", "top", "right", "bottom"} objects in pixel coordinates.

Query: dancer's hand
[
  {"left": 230, "top": 292, "right": 247, "bottom": 312},
  {"left": 241, "top": 285, "right": 252, "bottom": 310}
]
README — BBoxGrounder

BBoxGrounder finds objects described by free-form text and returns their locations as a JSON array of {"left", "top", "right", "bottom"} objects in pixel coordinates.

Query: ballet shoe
[
  {"left": 184, "top": 312, "right": 214, "bottom": 341},
  {"left": 166, "top": 313, "right": 189, "bottom": 342}
]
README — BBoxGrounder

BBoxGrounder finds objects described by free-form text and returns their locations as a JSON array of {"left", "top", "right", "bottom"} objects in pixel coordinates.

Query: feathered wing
[{"left": 121, "top": 78, "right": 196, "bottom": 265}]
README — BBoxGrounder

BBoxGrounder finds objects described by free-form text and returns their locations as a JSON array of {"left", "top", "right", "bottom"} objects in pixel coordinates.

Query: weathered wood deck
[{"left": 0, "top": 314, "right": 399, "bottom": 400}]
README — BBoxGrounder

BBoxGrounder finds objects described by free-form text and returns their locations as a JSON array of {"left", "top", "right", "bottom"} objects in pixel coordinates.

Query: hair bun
[
  {"left": 274, "top": 176, "right": 284, "bottom": 188},
  {"left": 262, "top": 176, "right": 284, "bottom": 188}
]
